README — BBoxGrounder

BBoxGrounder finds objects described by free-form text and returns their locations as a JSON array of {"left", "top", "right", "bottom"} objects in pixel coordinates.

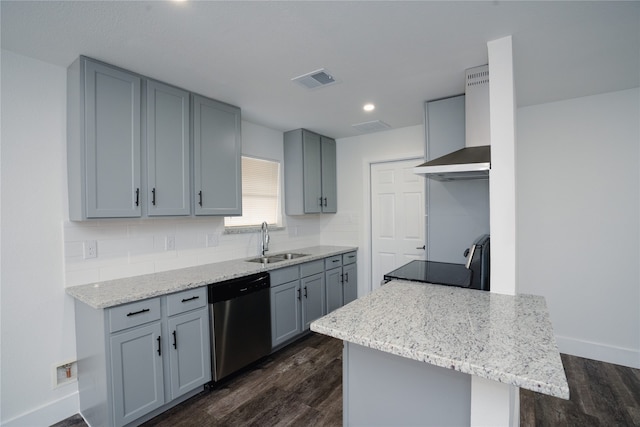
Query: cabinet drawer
[
  {"left": 300, "top": 260, "right": 323, "bottom": 277},
  {"left": 270, "top": 266, "right": 299, "bottom": 287},
  {"left": 325, "top": 255, "right": 342, "bottom": 269},
  {"left": 166, "top": 287, "right": 207, "bottom": 317},
  {"left": 109, "top": 298, "right": 161, "bottom": 333},
  {"left": 343, "top": 251, "right": 357, "bottom": 265}
]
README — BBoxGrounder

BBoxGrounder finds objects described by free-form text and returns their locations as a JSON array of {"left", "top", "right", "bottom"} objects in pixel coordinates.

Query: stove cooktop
[{"left": 383, "top": 260, "right": 472, "bottom": 288}]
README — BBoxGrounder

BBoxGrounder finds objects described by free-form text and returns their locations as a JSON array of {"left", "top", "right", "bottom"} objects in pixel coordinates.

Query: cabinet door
[
  {"left": 167, "top": 307, "right": 211, "bottom": 400},
  {"left": 302, "top": 130, "right": 322, "bottom": 213},
  {"left": 301, "top": 273, "right": 325, "bottom": 330},
  {"left": 146, "top": 80, "right": 191, "bottom": 216},
  {"left": 343, "top": 263, "right": 358, "bottom": 305},
  {"left": 85, "top": 59, "right": 141, "bottom": 218},
  {"left": 110, "top": 322, "right": 164, "bottom": 427},
  {"left": 270, "top": 280, "right": 302, "bottom": 348},
  {"left": 325, "top": 267, "right": 343, "bottom": 313},
  {"left": 192, "top": 94, "right": 242, "bottom": 216},
  {"left": 320, "top": 136, "right": 337, "bottom": 213}
]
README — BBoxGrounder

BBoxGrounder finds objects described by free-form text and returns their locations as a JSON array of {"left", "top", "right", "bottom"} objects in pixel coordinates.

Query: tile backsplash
[{"left": 63, "top": 215, "right": 325, "bottom": 287}]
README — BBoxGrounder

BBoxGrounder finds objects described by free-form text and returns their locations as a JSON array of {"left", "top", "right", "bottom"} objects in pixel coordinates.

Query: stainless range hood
[{"left": 415, "top": 65, "right": 490, "bottom": 181}]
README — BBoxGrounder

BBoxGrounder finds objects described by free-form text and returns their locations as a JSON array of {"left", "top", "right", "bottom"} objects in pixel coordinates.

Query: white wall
[
  {"left": 327, "top": 125, "right": 425, "bottom": 296},
  {"left": 1, "top": 50, "right": 78, "bottom": 426},
  {"left": 517, "top": 88, "right": 640, "bottom": 368}
]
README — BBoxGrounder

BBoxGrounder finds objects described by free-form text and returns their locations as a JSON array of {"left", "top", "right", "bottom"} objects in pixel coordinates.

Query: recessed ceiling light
[{"left": 363, "top": 103, "right": 375, "bottom": 112}]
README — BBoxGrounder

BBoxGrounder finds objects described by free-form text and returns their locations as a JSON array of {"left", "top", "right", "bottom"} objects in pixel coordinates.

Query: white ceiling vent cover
[
  {"left": 352, "top": 120, "right": 392, "bottom": 134},
  {"left": 292, "top": 69, "right": 337, "bottom": 89}
]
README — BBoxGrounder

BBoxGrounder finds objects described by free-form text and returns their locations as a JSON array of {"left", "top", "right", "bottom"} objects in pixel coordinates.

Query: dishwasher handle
[{"left": 208, "top": 272, "right": 270, "bottom": 304}]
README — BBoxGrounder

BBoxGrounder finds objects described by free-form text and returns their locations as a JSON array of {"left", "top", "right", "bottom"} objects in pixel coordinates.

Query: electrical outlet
[
  {"left": 165, "top": 235, "right": 176, "bottom": 251},
  {"left": 83, "top": 240, "right": 97, "bottom": 259},
  {"left": 206, "top": 233, "right": 219, "bottom": 247}
]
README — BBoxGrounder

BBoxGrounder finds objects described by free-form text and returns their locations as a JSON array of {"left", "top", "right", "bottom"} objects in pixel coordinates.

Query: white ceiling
[{"left": 2, "top": 1, "right": 638, "bottom": 139}]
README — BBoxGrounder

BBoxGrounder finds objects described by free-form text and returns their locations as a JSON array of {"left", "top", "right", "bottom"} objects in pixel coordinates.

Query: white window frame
[{"left": 224, "top": 155, "right": 283, "bottom": 230}]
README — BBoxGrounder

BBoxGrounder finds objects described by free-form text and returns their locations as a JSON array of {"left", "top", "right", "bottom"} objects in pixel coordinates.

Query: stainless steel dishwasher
[{"left": 207, "top": 272, "right": 271, "bottom": 381}]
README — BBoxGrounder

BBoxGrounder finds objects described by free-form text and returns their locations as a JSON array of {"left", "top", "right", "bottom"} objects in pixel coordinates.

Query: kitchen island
[{"left": 311, "top": 280, "right": 569, "bottom": 426}]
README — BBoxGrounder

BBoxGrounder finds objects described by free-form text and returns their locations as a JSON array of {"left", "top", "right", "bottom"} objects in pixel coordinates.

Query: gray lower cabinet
[
  {"left": 67, "top": 56, "right": 142, "bottom": 220},
  {"left": 325, "top": 254, "right": 343, "bottom": 313},
  {"left": 75, "top": 287, "right": 210, "bottom": 427},
  {"left": 283, "top": 129, "right": 337, "bottom": 215},
  {"left": 146, "top": 80, "right": 191, "bottom": 216},
  {"left": 342, "top": 261, "right": 358, "bottom": 305},
  {"left": 166, "top": 289, "right": 211, "bottom": 401},
  {"left": 301, "top": 272, "right": 325, "bottom": 330},
  {"left": 192, "top": 94, "right": 242, "bottom": 216},
  {"left": 110, "top": 321, "right": 165, "bottom": 426},
  {"left": 270, "top": 278, "right": 302, "bottom": 347},
  {"left": 325, "top": 251, "right": 358, "bottom": 313},
  {"left": 270, "top": 260, "right": 326, "bottom": 348}
]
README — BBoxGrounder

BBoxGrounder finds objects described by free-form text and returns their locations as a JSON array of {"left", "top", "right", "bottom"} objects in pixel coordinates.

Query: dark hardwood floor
[
  {"left": 53, "top": 334, "right": 640, "bottom": 427},
  {"left": 520, "top": 353, "right": 640, "bottom": 426}
]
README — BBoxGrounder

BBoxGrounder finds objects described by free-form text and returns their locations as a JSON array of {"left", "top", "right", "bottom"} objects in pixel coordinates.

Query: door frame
[{"left": 364, "top": 156, "right": 424, "bottom": 295}]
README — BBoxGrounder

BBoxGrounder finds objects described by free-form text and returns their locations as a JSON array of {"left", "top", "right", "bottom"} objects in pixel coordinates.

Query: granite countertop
[
  {"left": 311, "top": 280, "right": 570, "bottom": 399},
  {"left": 66, "top": 245, "right": 356, "bottom": 309}
]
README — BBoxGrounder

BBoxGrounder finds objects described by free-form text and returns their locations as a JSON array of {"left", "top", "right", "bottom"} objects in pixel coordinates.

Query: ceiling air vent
[
  {"left": 352, "top": 120, "right": 392, "bottom": 134},
  {"left": 292, "top": 69, "right": 338, "bottom": 89}
]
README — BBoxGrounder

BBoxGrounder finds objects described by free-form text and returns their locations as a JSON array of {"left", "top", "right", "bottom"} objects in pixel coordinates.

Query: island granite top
[
  {"left": 310, "top": 280, "right": 570, "bottom": 400},
  {"left": 66, "top": 245, "right": 356, "bottom": 309}
]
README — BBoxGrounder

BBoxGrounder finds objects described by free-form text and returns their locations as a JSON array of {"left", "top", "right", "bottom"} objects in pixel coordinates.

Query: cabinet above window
[{"left": 283, "top": 129, "right": 337, "bottom": 215}]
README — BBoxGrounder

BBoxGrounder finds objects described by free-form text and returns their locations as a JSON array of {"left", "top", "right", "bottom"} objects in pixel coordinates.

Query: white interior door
[{"left": 371, "top": 159, "right": 425, "bottom": 290}]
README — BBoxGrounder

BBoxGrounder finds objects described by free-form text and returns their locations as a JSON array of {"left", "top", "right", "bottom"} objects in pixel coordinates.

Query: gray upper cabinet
[
  {"left": 302, "top": 131, "right": 322, "bottom": 213},
  {"left": 68, "top": 57, "right": 142, "bottom": 220},
  {"left": 68, "top": 57, "right": 243, "bottom": 220},
  {"left": 146, "top": 80, "right": 191, "bottom": 216},
  {"left": 320, "top": 136, "right": 337, "bottom": 213},
  {"left": 192, "top": 94, "right": 242, "bottom": 216},
  {"left": 284, "top": 129, "right": 338, "bottom": 215}
]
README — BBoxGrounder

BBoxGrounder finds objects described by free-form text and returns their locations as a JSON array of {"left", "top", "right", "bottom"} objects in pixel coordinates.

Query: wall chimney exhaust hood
[{"left": 415, "top": 65, "right": 490, "bottom": 181}]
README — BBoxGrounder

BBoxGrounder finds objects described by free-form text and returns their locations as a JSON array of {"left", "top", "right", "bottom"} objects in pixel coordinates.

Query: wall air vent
[
  {"left": 352, "top": 120, "right": 392, "bottom": 134},
  {"left": 292, "top": 69, "right": 338, "bottom": 89}
]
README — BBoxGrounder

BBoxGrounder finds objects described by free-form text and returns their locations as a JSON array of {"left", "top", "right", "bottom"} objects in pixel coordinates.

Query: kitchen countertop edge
[
  {"left": 311, "top": 279, "right": 570, "bottom": 400},
  {"left": 66, "top": 245, "right": 357, "bottom": 309}
]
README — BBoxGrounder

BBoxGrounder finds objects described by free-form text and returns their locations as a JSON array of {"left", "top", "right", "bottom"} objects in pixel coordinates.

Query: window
[{"left": 224, "top": 156, "right": 281, "bottom": 228}]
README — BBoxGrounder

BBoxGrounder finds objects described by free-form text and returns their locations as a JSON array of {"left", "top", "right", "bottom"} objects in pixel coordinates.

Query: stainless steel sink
[{"left": 246, "top": 253, "right": 309, "bottom": 264}]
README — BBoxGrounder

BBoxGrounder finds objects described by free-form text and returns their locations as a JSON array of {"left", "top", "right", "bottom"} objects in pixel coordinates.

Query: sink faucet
[{"left": 260, "top": 221, "right": 270, "bottom": 256}]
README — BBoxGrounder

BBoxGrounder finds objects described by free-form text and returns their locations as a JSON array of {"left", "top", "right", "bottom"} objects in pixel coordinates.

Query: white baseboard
[
  {"left": 2, "top": 391, "right": 79, "bottom": 427},
  {"left": 556, "top": 335, "right": 640, "bottom": 368}
]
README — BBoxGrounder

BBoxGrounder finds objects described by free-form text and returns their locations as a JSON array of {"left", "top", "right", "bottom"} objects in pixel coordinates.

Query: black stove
[
  {"left": 383, "top": 234, "right": 490, "bottom": 291},
  {"left": 384, "top": 260, "right": 472, "bottom": 287}
]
